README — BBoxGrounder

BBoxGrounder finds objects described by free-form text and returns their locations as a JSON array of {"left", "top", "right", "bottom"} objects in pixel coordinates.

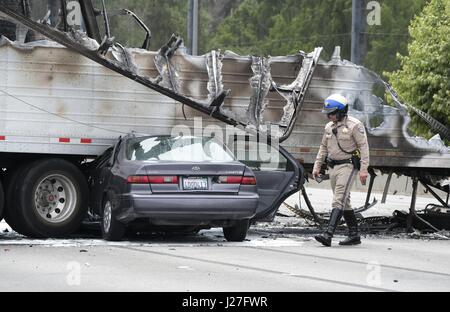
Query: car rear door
[{"left": 232, "top": 139, "right": 304, "bottom": 221}]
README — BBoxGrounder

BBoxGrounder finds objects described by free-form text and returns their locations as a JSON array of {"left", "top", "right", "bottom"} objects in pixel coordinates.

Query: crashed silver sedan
[{"left": 88, "top": 134, "right": 303, "bottom": 241}]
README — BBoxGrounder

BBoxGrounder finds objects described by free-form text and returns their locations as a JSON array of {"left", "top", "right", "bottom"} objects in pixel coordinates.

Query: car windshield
[{"left": 126, "top": 136, "right": 235, "bottom": 162}]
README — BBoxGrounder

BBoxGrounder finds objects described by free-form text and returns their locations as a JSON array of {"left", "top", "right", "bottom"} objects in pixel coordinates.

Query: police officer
[{"left": 312, "top": 94, "right": 369, "bottom": 246}]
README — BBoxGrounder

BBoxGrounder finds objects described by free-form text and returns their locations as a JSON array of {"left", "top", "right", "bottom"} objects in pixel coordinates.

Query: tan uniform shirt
[{"left": 313, "top": 115, "right": 370, "bottom": 174}]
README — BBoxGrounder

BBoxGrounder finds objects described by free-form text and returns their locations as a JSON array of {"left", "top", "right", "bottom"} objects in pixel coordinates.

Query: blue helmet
[{"left": 321, "top": 94, "right": 348, "bottom": 114}]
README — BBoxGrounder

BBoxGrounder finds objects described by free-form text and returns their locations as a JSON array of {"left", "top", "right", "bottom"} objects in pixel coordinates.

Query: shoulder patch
[{"left": 358, "top": 125, "right": 365, "bottom": 134}]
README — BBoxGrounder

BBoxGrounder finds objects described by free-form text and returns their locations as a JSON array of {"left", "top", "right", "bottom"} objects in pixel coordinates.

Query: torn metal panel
[
  {"left": 247, "top": 56, "right": 271, "bottom": 129},
  {"left": 68, "top": 28, "right": 100, "bottom": 51},
  {"left": 271, "top": 48, "right": 323, "bottom": 133},
  {"left": 206, "top": 50, "right": 224, "bottom": 103},
  {"left": 154, "top": 34, "right": 183, "bottom": 92}
]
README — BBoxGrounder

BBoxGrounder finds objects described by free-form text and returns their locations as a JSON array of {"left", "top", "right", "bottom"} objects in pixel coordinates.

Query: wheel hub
[{"left": 34, "top": 174, "right": 76, "bottom": 223}]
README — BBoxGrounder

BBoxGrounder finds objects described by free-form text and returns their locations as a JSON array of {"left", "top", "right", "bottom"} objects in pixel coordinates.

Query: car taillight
[
  {"left": 241, "top": 176, "right": 257, "bottom": 185},
  {"left": 127, "top": 176, "right": 178, "bottom": 184},
  {"left": 217, "top": 176, "right": 256, "bottom": 185},
  {"left": 127, "top": 175, "right": 150, "bottom": 184},
  {"left": 148, "top": 176, "right": 179, "bottom": 184},
  {"left": 218, "top": 176, "right": 243, "bottom": 184}
]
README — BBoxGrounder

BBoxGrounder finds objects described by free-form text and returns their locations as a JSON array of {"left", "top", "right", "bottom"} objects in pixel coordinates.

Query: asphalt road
[
  {"left": 2, "top": 187, "right": 449, "bottom": 293},
  {"left": 1, "top": 226, "right": 450, "bottom": 292}
]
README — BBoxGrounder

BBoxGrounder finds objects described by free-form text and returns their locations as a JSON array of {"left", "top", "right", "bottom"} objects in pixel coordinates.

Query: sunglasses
[{"left": 327, "top": 111, "right": 338, "bottom": 117}]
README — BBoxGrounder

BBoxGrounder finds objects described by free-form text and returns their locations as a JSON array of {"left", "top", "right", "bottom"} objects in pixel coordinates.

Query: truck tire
[
  {"left": 16, "top": 159, "right": 89, "bottom": 238},
  {"left": 223, "top": 219, "right": 250, "bottom": 242},
  {"left": 101, "top": 196, "right": 125, "bottom": 241},
  {"left": 4, "top": 163, "right": 43, "bottom": 237}
]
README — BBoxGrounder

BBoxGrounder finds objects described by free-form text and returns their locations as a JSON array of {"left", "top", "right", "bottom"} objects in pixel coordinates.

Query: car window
[
  {"left": 126, "top": 136, "right": 235, "bottom": 162},
  {"left": 231, "top": 140, "right": 288, "bottom": 172}
]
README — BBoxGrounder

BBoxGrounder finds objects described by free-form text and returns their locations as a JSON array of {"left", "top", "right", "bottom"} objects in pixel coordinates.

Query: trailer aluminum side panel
[{"left": 0, "top": 39, "right": 177, "bottom": 155}]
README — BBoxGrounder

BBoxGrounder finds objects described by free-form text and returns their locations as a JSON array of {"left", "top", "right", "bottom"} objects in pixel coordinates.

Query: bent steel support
[
  {"left": 300, "top": 186, "right": 323, "bottom": 227},
  {"left": 420, "top": 180, "right": 450, "bottom": 209},
  {"left": 407, "top": 177, "right": 440, "bottom": 233}
]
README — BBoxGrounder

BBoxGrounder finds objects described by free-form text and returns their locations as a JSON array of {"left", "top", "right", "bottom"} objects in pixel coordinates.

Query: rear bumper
[{"left": 116, "top": 193, "right": 259, "bottom": 224}]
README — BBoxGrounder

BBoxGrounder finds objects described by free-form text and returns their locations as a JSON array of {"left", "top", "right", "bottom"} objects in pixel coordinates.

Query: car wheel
[
  {"left": 223, "top": 219, "right": 249, "bottom": 242},
  {"left": 101, "top": 197, "right": 125, "bottom": 241}
]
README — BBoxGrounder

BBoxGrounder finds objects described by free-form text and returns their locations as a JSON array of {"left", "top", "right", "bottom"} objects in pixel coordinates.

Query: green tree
[
  {"left": 364, "top": 0, "right": 426, "bottom": 76},
  {"left": 265, "top": 0, "right": 352, "bottom": 59},
  {"left": 387, "top": 0, "right": 449, "bottom": 139},
  {"left": 205, "top": 0, "right": 285, "bottom": 55}
]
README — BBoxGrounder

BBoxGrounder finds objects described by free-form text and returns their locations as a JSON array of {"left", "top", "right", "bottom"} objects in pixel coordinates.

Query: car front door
[{"left": 232, "top": 139, "right": 304, "bottom": 222}]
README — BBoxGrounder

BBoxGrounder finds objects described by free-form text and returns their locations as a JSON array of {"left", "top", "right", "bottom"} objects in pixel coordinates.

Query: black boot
[
  {"left": 315, "top": 208, "right": 343, "bottom": 246},
  {"left": 339, "top": 210, "right": 361, "bottom": 245}
]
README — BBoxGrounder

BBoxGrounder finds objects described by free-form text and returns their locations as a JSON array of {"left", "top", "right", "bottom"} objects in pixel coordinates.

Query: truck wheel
[
  {"left": 223, "top": 219, "right": 250, "bottom": 242},
  {"left": 101, "top": 196, "right": 125, "bottom": 241},
  {"left": 17, "top": 159, "right": 88, "bottom": 238},
  {"left": 4, "top": 163, "right": 43, "bottom": 237}
]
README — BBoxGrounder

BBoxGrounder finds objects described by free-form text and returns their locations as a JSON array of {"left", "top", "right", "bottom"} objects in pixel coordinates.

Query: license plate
[{"left": 183, "top": 177, "right": 208, "bottom": 190}]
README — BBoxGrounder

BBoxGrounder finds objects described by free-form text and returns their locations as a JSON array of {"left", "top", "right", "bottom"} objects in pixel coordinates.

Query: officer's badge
[{"left": 342, "top": 128, "right": 349, "bottom": 134}]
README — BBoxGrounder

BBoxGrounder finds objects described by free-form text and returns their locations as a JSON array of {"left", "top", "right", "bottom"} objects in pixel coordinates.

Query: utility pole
[
  {"left": 351, "top": 0, "right": 364, "bottom": 65},
  {"left": 188, "top": 0, "right": 199, "bottom": 55}
]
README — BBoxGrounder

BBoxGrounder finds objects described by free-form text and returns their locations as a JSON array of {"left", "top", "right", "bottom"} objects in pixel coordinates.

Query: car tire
[
  {"left": 16, "top": 159, "right": 88, "bottom": 238},
  {"left": 101, "top": 196, "right": 125, "bottom": 241},
  {"left": 223, "top": 219, "right": 249, "bottom": 242}
]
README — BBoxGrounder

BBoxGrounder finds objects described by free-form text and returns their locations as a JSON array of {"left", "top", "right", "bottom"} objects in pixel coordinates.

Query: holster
[
  {"left": 351, "top": 154, "right": 361, "bottom": 170},
  {"left": 326, "top": 157, "right": 334, "bottom": 169}
]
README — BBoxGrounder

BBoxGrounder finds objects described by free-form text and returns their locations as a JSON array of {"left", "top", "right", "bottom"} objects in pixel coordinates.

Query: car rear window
[{"left": 126, "top": 136, "right": 235, "bottom": 162}]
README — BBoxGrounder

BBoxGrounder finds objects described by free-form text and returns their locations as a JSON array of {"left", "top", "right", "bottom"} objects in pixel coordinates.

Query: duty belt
[{"left": 326, "top": 157, "right": 352, "bottom": 168}]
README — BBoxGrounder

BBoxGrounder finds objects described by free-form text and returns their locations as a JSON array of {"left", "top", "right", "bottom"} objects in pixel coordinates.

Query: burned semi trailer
[{"left": 0, "top": 0, "right": 449, "bottom": 236}]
